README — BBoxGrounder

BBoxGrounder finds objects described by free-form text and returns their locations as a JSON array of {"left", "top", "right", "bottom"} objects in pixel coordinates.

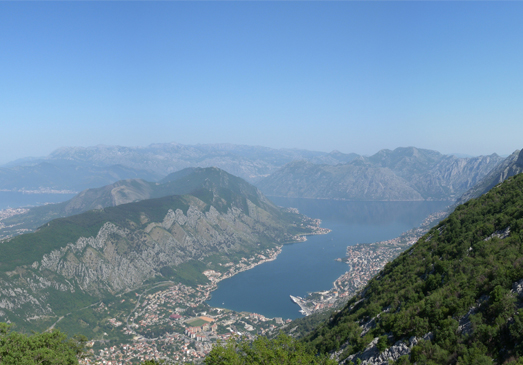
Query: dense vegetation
[
  {"left": 0, "top": 323, "right": 87, "bottom": 365},
  {"left": 302, "top": 173, "right": 523, "bottom": 363},
  {"left": 0, "top": 324, "right": 169, "bottom": 365},
  {"left": 0, "top": 195, "right": 190, "bottom": 271},
  {"left": 280, "top": 308, "right": 337, "bottom": 340},
  {"left": 205, "top": 333, "right": 336, "bottom": 365}
]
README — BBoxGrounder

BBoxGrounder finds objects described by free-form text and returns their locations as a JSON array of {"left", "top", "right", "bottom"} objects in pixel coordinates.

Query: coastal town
[
  {"left": 289, "top": 209, "right": 449, "bottom": 316},
  {"left": 80, "top": 208, "right": 452, "bottom": 364},
  {"left": 77, "top": 218, "right": 333, "bottom": 364},
  {"left": 0, "top": 207, "right": 28, "bottom": 221},
  {"left": 0, "top": 207, "right": 30, "bottom": 237},
  {"left": 79, "top": 246, "right": 296, "bottom": 364}
]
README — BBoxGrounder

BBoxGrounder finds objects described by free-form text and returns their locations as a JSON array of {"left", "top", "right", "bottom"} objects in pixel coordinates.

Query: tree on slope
[
  {"left": 204, "top": 333, "right": 336, "bottom": 365},
  {"left": 0, "top": 323, "right": 87, "bottom": 365}
]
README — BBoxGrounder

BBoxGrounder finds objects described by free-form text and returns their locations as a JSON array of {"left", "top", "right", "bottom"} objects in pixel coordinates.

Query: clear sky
[{"left": 1, "top": 2, "right": 522, "bottom": 164}]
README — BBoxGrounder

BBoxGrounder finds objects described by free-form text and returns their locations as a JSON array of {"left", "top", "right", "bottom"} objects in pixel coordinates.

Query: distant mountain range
[
  {"left": 0, "top": 143, "right": 356, "bottom": 193},
  {"left": 257, "top": 147, "right": 503, "bottom": 201},
  {"left": 0, "top": 143, "right": 509, "bottom": 204},
  {"left": 0, "top": 167, "right": 314, "bottom": 331},
  {"left": 0, "top": 162, "right": 161, "bottom": 192},
  {"left": 3, "top": 143, "right": 334, "bottom": 186}
]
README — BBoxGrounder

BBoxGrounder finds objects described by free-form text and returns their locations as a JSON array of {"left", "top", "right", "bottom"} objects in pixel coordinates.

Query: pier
[{"left": 290, "top": 295, "right": 312, "bottom": 316}]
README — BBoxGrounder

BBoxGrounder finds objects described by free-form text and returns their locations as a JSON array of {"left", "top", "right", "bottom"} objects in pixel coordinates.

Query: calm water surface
[
  {"left": 0, "top": 192, "right": 75, "bottom": 210},
  {"left": 207, "top": 198, "right": 449, "bottom": 319}
]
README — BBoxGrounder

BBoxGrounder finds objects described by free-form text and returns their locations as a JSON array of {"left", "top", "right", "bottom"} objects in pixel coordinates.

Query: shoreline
[
  {"left": 202, "top": 217, "right": 331, "bottom": 318},
  {"left": 203, "top": 220, "right": 331, "bottom": 304},
  {"left": 291, "top": 208, "right": 450, "bottom": 316}
]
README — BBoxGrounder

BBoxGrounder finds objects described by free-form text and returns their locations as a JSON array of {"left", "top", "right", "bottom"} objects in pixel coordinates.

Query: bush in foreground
[
  {"left": 204, "top": 333, "right": 336, "bottom": 365},
  {"left": 0, "top": 323, "right": 87, "bottom": 365}
]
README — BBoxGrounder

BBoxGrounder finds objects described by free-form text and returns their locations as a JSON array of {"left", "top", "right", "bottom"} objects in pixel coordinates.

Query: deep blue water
[
  {"left": 0, "top": 192, "right": 75, "bottom": 210},
  {"left": 207, "top": 198, "right": 450, "bottom": 319}
]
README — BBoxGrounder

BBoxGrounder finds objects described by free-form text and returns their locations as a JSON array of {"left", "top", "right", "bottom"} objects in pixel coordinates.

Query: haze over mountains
[
  {"left": 1, "top": 144, "right": 513, "bottom": 240},
  {"left": 2, "top": 143, "right": 328, "bottom": 188},
  {"left": 258, "top": 147, "right": 503, "bottom": 201},
  {"left": 0, "top": 162, "right": 161, "bottom": 192},
  {"left": 2, "top": 142, "right": 523, "bottom": 364},
  {"left": 0, "top": 143, "right": 506, "bottom": 203}
]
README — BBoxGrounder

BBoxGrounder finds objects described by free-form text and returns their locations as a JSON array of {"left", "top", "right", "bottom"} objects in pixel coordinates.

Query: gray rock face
[
  {"left": 258, "top": 148, "right": 503, "bottom": 201},
  {"left": 257, "top": 160, "right": 424, "bottom": 201},
  {"left": 456, "top": 149, "right": 523, "bottom": 205},
  {"left": 0, "top": 192, "right": 296, "bottom": 322},
  {"left": 337, "top": 335, "right": 433, "bottom": 365},
  {"left": 512, "top": 278, "right": 523, "bottom": 298},
  {"left": 484, "top": 226, "right": 511, "bottom": 241}
]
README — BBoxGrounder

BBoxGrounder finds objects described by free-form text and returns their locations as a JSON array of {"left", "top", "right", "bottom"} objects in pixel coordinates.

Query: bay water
[
  {"left": 0, "top": 191, "right": 75, "bottom": 210},
  {"left": 207, "top": 198, "right": 450, "bottom": 319}
]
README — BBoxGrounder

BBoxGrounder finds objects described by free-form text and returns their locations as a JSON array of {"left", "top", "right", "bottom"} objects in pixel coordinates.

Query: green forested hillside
[
  {"left": 0, "top": 167, "right": 278, "bottom": 240},
  {"left": 300, "top": 172, "right": 523, "bottom": 363},
  {"left": 0, "top": 168, "right": 315, "bottom": 337}
]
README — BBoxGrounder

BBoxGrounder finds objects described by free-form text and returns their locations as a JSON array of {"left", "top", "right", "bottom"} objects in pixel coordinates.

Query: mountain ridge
[
  {"left": 258, "top": 147, "right": 503, "bottom": 201},
  {"left": 0, "top": 168, "right": 315, "bottom": 333},
  {"left": 455, "top": 149, "right": 523, "bottom": 205},
  {"left": 0, "top": 162, "right": 161, "bottom": 192},
  {"left": 0, "top": 167, "right": 275, "bottom": 240}
]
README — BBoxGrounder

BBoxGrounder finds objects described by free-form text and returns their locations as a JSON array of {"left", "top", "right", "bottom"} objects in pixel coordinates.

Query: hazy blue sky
[{"left": 1, "top": 2, "right": 522, "bottom": 164}]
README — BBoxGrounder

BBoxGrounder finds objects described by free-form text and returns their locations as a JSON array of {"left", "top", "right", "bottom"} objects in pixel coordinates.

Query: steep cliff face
[
  {"left": 258, "top": 148, "right": 503, "bottom": 201},
  {"left": 456, "top": 149, "right": 523, "bottom": 205},
  {"left": 409, "top": 153, "right": 504, "bottom": 200},
  {"left": 32, "top": 199, "right": 283, "bottom": 297},
  {"left": 0, "top": 171, "right": 310, "bottom": 327},
  {"left": 257, "top": 160, "right": 423, "bottom": 201}
]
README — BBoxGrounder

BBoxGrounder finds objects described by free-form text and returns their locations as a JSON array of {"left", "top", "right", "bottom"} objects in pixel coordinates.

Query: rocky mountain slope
[
  {"left": 309, "top": 150, "right": 360, "bottom": 165},
  {"left": 0, "top": 167, "right": 265, "bottom": 239},
  {"left": 0, "top": 169, "right": 314, "bottom": 331},
  {"left": 258, "top": 147, "right": 503, "bottom": 201},
  {"left": 257, "top": 160, "right": 424, "bottom": 201},
  {"left": 456, "top": 149, "right": 523, "bottom": 205},
  {"left": 301, "top": 172, "right": 523, "bottom": 364}
]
